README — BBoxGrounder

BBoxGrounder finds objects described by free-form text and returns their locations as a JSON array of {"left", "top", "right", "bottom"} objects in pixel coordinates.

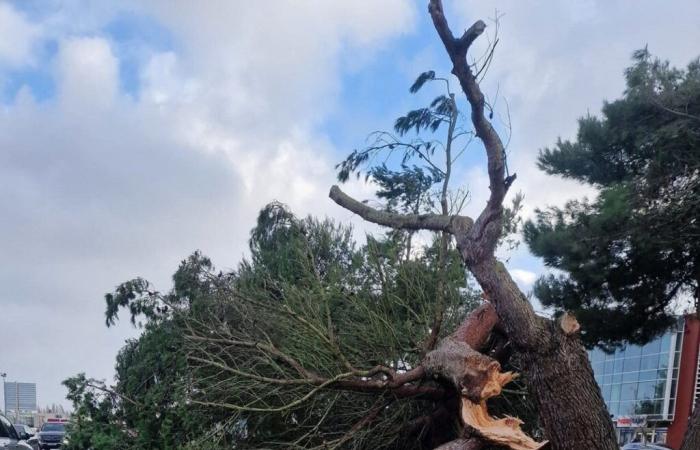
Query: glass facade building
[
  {"left": 3, "top": 382, "right": 37, "bottom": 425},
  {"left": 589, "top": 321, "right": 684, "bottom": 421}
]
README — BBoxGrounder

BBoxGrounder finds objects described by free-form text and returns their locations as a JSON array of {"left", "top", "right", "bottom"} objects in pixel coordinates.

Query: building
[
  {"left": 589, "top": 315, "right": 700, "bottom": 448},
  {"left": 3, "top": 381, "right": 37, "bottom": 425}
]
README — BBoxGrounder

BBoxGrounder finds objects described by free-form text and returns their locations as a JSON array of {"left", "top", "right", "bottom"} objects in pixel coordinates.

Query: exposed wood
[
  {"left": 558, "top": 312, "right": 580, "bottom": 335},
  {"left": 461, "top": 400, "right": 546, "bottom": 450},
  {"left": 452, "top": 302, "right": 499, "bottom": 348},
  {"left": 470, "top": 258, "right": 618, "bottom": 449},
  {"left": 424, "top": 302, "right": 545, "bottom": 450},
  {"left": 424, "top": 336, "right": 504, "bottom": 403}
]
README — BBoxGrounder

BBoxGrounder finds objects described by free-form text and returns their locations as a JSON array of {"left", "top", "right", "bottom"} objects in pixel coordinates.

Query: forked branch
[{"left": 428, "top": 0, "right": 514, "bottom": 256}]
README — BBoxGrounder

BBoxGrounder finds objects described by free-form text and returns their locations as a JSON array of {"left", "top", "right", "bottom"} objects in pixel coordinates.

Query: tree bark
[
  {"left": 426, "top": 1, "right": 619, "bottom": 447},
  {"left": 469, "top": 257, "right": 618, "bottom": 449},
  {"left": 681, "top": 399, "right": 700, "bottom": 450},
  {"left": 434, "top": 438, "right": 484, "bottom": 450}
]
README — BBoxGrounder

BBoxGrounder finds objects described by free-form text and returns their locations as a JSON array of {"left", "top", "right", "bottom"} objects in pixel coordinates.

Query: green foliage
[
  {"left": 186, "top": 204, "right": 481, "bottom": 449},
  {"left": 65, "top": 202, "right": 484, "bottom": 449},
  {"left": 65, "top": 253, "right": 233, "bottom": 450},
  {"left": 525, "top": 50, "right": 700, "bottom": 349}
]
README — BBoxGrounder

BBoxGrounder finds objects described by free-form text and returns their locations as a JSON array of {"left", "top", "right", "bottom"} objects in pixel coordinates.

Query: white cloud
[
  {"left": 0, "top": 0, "right": 417, "bottom": 407},
  {"left": 511, "top": 269, "right": 537, "bottom": 287},
  {"left": 57, "top": 37, "right": 119, "bottom": 109},
  {"left": 447, "top": 0, "right": 700, "bottom": 218},
  {"left": 0, "top": 3, "right": 39, "bottom": 66}
]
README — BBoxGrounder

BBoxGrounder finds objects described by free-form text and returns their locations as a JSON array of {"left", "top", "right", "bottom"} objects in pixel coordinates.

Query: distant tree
[{"left": 524, "top": 49, "right": 700, "bottom": 349}]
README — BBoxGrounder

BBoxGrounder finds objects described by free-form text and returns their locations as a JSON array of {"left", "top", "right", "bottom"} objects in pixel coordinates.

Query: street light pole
[
  {"left": 15, "top": 381, "right": 19, "bottom": 422},
  {"left": 0, "top": 373, "right": 6, "bottom": 415}
]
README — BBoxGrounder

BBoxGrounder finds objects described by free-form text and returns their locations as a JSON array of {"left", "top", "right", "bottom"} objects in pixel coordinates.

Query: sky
[{"left": 0, "top": 0, "right": 699, "bottom": 409}]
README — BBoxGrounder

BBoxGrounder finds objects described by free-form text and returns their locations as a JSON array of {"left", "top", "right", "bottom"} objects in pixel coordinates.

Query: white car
[{"left": 0, "top": 413, "right": 32, "bottom": 449}]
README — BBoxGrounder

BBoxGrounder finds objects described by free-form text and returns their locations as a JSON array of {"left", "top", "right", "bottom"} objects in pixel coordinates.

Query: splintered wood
[
  {"left": 424, "top": 332, "right": 547, "bottom": 450},
  {"left": 460, "top": 358, "right": 546, "bottom": 450}
]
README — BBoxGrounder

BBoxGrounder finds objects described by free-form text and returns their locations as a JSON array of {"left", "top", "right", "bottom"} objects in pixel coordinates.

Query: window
[
  {"left": 637, "top": 381, "right": 657, "bottom": 400},
  {"left": 660, "top": 333, "right": 671, "bottom": 352},
  {"left": 608, "top": 401, "right": 620, "bottom": 416},
  {"left": 654, "top": 381, "right": 666, "bottom": 398},
  {"left": 641, "top": 354, "right": 659, "bottom": 370},
  {"left": 642, "top": 338, "right": 661, "bottom": 355},
  {"left": 621, "top": 383, "right": 638, "bottom": 401},
  {"left": 605, "top": 360, "right": 615, "bottom": 374},
  {"left": 620, "top": 401, "right": 637, "bottom": 415},
  {"left": 611, "top": 384, "right": 621, "bottom": 402},
  {"left": 639, "top": 370, "right": 657, "bottom": 382},
  {"left": 603, "top": 384, "right": 612, "bottom": 401},
  {"left": 614, "top": 358, "right": 624, "bottom": 373},
  {"left": 626, "top": 344, "right": 642, "bottom": 358},
  {"left": 624, "top": 357, "right": 641, "bottom": 373},
  {"left": 593, "top": 362, "right": 604, "bottom": 374},
  {"left": 623, "top": 371, "right": 639, "bottom": 383},
  {"left": 41, "top": 423, "right": 65, "bottom": 432},
  {"left": 591, "top": 348, "right": 604, "bottom": 362}
]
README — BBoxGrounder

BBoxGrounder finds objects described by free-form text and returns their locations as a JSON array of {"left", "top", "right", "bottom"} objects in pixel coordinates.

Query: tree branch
[
  {"left": 428, "top": 0, "right": 514, "bottom": 257},
  {"left": 329, "top": 185, "right": 472, "bottom": 233}
]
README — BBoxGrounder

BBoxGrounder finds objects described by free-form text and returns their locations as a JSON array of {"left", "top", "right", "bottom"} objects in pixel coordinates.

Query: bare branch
[
  {"left": 329, "top": 185, "right": 472, "bottom": 233},
  {"left": 428, "top": 0, "right": 515, "bottom": 256}
]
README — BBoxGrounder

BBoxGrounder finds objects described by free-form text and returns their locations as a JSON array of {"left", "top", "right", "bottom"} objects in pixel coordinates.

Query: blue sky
[{"left": 1, "top": 0, "right": 699, "bottom": 408}]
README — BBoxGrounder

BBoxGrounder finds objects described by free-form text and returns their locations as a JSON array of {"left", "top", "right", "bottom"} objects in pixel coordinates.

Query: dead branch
[{"left": 329, "top": 185, "right": 473, "bottom": 233}]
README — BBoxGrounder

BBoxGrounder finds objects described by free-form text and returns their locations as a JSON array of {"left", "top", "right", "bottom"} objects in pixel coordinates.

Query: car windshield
[{"left": 41, "top": 423, "right": 65, "bottom": 432}]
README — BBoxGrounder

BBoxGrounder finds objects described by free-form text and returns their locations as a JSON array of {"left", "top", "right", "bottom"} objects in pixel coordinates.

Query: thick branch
[
  {"left": 451, "top": 302, "right": 498, "bottom": 348},
  {"left": 329, "top": 185, "right": 472, "bottom": 233},
  {"left": 427, "top": 0, "right": 542, "bottom": 352}
]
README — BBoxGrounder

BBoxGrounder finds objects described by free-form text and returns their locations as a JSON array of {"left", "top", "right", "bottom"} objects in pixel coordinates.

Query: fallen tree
[{"left": 328, "top": 2, "right": 619, "bottom": 449}]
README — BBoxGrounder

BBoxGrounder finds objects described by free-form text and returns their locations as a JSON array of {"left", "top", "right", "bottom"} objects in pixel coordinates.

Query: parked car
[
  {"left": 0, "top": 412, "right": 32, "bottom": 449},
  {"left": 34, "top": 423, "right": 67, "bottom": 450},
  {"left": 11, "top": 426, "right": 33, "bottom": 442}
]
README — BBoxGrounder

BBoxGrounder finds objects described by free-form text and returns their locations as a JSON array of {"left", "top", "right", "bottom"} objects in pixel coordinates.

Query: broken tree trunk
[
  {"left": 426, "top": 1, "right": 618, "bottom": 448},
  {"left": 424, "top": 302, "right": 546, "bottom": 450},
  {"left": 468, "top": 258, "right": 618, "bottom": 449}
]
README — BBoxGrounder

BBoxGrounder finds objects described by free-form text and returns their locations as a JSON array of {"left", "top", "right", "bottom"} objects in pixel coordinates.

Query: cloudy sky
[{"left": 1, "top": 0, "right": 698, "bottom": 409}]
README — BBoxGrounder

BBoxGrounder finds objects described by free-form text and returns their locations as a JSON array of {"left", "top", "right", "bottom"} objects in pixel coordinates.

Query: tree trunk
[
  {"left": 469, "top": 257, "right": 618, "bottom": 450},
  {"left": 681, "top": 399, "right": 700, "bottom": 450},
  {"left": 434, "top": 438, "right": 484, "bottom": 450}
]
